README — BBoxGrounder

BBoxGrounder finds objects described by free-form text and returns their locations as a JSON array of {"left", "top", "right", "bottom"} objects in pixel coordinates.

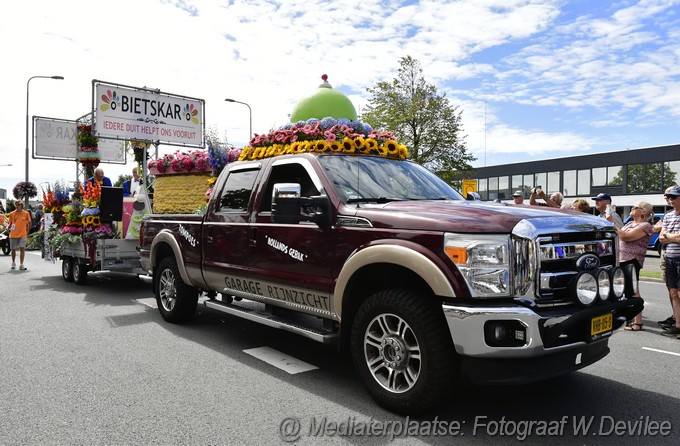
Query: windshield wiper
[{"left": 347, "top": 197, "right": 403, "bottom": 204}]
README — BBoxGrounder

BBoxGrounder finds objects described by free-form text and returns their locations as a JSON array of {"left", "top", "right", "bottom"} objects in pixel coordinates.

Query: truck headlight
[{"left": 444, "top": 233, "right": 511, "bottom": 297}]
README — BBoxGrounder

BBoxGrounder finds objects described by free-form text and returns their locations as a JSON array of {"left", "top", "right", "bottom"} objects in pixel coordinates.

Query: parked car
[{"left": 623, "top": 213, "right": 664, "bottom": 253}]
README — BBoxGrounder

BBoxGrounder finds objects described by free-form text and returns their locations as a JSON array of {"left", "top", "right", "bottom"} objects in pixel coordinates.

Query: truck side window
[
  {"left": 218, "top": 169, "right": 258, "bottom": 212},
  {"left": 260, "top": 164, "right": 319, "bottom": 212}
]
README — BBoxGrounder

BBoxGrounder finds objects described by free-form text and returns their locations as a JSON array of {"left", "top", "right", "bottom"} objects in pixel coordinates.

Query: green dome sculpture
[{"left": 289, "top": 74, "right": 357, "bottom": 122}]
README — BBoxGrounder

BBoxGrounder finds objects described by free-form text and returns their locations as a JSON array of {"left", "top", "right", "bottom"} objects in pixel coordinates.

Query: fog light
[
  {"left": 611, "top": 267, "right": 625, "bottom": 298},
  {"left": 597, "top": 269, "right": 611, "bottom": 301},
  {"left": 575, "top": 272, "right": 597, "bottom": 305},
  {"left": 484, "top": 320, "right": 527, "bottom": 347}
]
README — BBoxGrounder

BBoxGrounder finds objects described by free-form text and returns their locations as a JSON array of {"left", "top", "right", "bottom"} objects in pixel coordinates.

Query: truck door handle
[{"left": 249, "top": 227, "right": 257, "bottom": 246}]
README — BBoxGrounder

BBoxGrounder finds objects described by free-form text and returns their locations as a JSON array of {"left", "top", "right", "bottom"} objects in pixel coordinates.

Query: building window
[
  {"left": 564, "top": 170, "right": 576, "bottom": 196},
  {"left": 608, "top": 166, "right": 622, "bottom": 186},
  {"left": 627, "top": 164, "right": 644, "bottom": 193},
  {"left": 498, "top": 176, "right": 509, "bottom": 199},
  {"left": 534, "top": 172, "right": 547, "bottom": 192},
  {"left": 592, "top": 167, "right": 606, "bottom": 187},
  {"left": 478, "top": 178, "right": 488, "bottom": 200},
  {"left": 523, "top": 174, "right": 533, "bottom": 194},
  {"left": 647, "top": 162, "right": 663, "bottom": 193},
  {"left": 664, "top": 161, "right": 680, "bottom": 189},
  {"left": 577, "top": 169, "right": 590, "bottom": 195},
  {"left": 512, "top": 175, "right": 522, "bottom": 191},
  {"left": 547, "top": 171, "right": 560, "bottom": 193}
]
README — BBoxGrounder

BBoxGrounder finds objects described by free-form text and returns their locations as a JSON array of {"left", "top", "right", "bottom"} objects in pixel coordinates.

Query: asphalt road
[{"left": 1, "top": 251, "right": 679, "bottom": 445}]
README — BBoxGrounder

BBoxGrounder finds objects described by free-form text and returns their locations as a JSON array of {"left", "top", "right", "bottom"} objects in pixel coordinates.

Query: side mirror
[
  {"left": 271, "top": 183, "right": 330, "bottom": 225},
  {"left": 466, "top": 192, "right": 481, "bottom": 201}
]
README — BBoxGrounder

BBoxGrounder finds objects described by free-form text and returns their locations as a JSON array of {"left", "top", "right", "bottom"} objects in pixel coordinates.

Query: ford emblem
[{"left": 576, "top": 253, "right": 600, "bottom": 271}]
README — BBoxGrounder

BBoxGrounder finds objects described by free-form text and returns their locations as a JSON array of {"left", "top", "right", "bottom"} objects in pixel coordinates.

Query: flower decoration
[
  {"left": 77, "top": 124, "right": 100, "bottom": 168},
  {"left": 82, "top": 180, "right": 102, "bottom": 210},
  {"left": 42, "top": 180, "right": 71, "bottom": 213},
  {"left": 148, "top": 149, "right": 211, "bottom": 174},
  {"left": 131, "top": 139, "right": 151, "bottom": 164},
  {"left": 238, "top": 117, "right": 408, "bottom": 162},
  {"left": 207, "top": 141, "right": 241, "bottom": 176},
  {"left": 13, "top": 181, "right": 38, "bottom": 200}
]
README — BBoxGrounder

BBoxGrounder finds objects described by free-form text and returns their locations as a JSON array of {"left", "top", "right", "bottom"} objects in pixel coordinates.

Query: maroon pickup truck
[{"left": 139, "top": 152, "right": 642, "bottom": 414}]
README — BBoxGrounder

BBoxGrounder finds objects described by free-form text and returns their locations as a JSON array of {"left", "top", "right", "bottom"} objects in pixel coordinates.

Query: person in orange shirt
[{"left": 8, "top": 201, "right": 32, "bottom": 270}]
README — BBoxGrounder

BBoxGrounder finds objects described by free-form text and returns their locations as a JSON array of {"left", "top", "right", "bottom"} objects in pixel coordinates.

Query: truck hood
[{"left": 345, "top": 200, "right": 610, "bottom": 233}]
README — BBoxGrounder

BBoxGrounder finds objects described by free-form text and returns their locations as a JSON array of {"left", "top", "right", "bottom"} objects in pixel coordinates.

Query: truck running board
[{"left": 204, "top": 300, "right": 339, "bottom": 344}]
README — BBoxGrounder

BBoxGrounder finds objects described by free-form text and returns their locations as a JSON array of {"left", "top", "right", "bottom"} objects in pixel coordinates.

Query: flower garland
[
  {"left": 238, "top": 117, "right": 408, "bottom": 162},
  {"left": 13, "top": 181, "right": 38, "bottom": 200},
  {"left": 77, "top": 124, "right": 100, "bottom": 168},
  {"left": 148, "top": 149, "right": 211, "bottom": 174}
]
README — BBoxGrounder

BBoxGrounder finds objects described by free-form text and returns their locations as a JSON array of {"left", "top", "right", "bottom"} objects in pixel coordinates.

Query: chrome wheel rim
[
  {"left": 363, "top": 313, "right": 421, "bottom": 393},
  {"left": 159, "top": 269, "right": 177, "bottom": 311}
]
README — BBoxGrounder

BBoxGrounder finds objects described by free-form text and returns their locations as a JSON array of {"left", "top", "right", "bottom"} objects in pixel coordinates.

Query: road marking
[
  {"left": 135, "top": 298, "right": 158, "bottom": 309},
  {"left": 244, "top": 346, "right": 319, "bottom": 374},
  {"left": 642, "top": 347, "right": 680, "bottom": 357}
]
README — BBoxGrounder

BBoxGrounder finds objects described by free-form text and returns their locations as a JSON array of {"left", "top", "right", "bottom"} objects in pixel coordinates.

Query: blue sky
[{"left": 1, "top": 0, "right": 679, "bottom": 199}]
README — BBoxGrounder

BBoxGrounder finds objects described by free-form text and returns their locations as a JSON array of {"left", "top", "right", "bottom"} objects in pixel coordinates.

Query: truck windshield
[{"left": 318, "top": 155, "right": 464, "bottom": 203}]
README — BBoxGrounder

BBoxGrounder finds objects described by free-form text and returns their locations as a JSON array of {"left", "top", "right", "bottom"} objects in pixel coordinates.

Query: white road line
[
  {"left": 135, "top": 297, "right": 158, "bottom": 309},
  {"left": 244, "top": 346, "right": 319, "bottom": 374},
  {"left": 642, "top": 347, "right": 680, "bottom": 357}
]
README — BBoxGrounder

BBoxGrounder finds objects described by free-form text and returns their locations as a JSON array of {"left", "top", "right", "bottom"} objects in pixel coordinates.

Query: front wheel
[
  {"left": 155, "top": 257, "right": 198, "bottom": 323},
  {"left": 1, "top": 240, "right": 9, "bottom": 256},
  {"left": 351, "top": 289, "right": 457, "bottom": 415}
]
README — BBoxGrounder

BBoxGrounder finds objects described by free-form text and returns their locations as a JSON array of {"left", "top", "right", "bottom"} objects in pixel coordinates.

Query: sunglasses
[
  {"left": 631, "top": 206, "right": 641, "bottom": 210},
  {"left": 665, "top": 195, "right": 679, "bottom": 200}
]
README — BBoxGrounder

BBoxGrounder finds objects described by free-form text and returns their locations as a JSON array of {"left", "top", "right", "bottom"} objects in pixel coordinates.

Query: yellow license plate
[{"left": 591, "top": 313, "right": 613, "bottom": 336}]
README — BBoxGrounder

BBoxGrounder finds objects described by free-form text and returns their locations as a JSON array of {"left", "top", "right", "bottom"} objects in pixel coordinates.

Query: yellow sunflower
[
  {"left": 329, "top": 141, "right": 342, "bottom": 153},
  {"left": 238, "top": 147, "right": 251, "bottom": 161},
  {"left": 385, "top": 140, "right": 400, "bottom": 157},
  {"left": 342, "top": 137, "right": 356, "bottom": 154}
]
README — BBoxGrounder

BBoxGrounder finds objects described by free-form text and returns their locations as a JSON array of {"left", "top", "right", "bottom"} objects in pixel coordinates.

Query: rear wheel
[
  {"left": 155, "top": 257, "right": 198, "bottom": 323},
  {"left": 62, "top": 257, "right": 74, "bottom": 282},
  {"left": 351, "top": 289, "right": 457, "bottom": 415},
  {"left": 73, "top": 261, "right": 88, "bottom": 285},
  {"left": 1, "top": 240, "right": 9, "bottom": 256}
]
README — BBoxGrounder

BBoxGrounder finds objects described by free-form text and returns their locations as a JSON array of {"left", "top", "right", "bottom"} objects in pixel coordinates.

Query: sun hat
[{"left": 512, "top": 190, "right": 523, "bottom": 197}]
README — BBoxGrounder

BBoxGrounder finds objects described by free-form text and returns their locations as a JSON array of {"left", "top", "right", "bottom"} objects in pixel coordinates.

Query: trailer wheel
[
  {"left": 73, "top": 261, "right": 88, "bottom": 285},
  {"left": 61, "top": 257, "right": 74, "bottom": 282},
  {"left": 156, "top": 256, "right": 198, "bottom": 323},
  {"left": 351, "top": 289, "right": 457, "bottom": 415}
]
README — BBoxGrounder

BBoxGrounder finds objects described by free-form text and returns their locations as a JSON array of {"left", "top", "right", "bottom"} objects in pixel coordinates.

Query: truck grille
[{"left": 513, "top": 228, "right": 618, "bottom": 307}]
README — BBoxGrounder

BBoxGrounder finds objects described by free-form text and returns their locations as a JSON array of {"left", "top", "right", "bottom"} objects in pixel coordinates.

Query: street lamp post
[
  {"left": 224, "top": 98, "right": 252, "bottom": 141},
  {"left": 25, "top": 75, "right": 64, "bottom": 206}
]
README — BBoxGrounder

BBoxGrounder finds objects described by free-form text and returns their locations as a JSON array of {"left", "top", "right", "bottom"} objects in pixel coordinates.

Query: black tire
[
  {"left": 1, "top": 241, "right": 9, "bottom": 256},
  {"left": 155, "top": 256, "right": 198, "bottom": 323},
  {"left": 350, "top": 289, "right": 457, "bottom": 415},
  {"left": 73, "top": 261, "right": 88, "bottom": 285},
  {"left": 62, "top": 257, "right": 74, "bottom": 282}
]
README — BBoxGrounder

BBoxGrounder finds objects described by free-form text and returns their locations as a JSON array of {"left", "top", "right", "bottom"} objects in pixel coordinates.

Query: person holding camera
[
  {"left": 592, "top": 193, "right": 623, "bottom": 228},
  {"left": 529, "top": 186, "right": 563, "bottom": 208}
]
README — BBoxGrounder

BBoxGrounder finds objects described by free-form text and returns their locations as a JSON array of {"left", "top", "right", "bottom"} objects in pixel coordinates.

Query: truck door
[
  {"left": 201, "top": 164, "right": 260, "bottom": 293},
  {"left": 248, "top": 158, "right": 335, "bottom": 317}
]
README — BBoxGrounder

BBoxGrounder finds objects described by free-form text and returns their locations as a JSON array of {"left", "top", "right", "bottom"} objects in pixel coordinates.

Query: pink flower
[{"left": 324, "top": 130, "right": 337, "bottom": 141}]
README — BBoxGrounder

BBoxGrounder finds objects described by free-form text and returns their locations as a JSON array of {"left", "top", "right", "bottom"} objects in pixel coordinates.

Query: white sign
[
  {"left": 94, "top": 81, "right": 204, "bottom": 147},
  {"left": 34, "top": 117, "right": 77, "bottom": 160},
  {"left": 33, "top": 117, "right": 126, "bottom": 163}
]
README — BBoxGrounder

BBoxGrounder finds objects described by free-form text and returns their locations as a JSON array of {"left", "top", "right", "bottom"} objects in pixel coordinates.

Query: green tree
[{"left": 361, "top": 56, "right": 475, "bottom": 187}]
